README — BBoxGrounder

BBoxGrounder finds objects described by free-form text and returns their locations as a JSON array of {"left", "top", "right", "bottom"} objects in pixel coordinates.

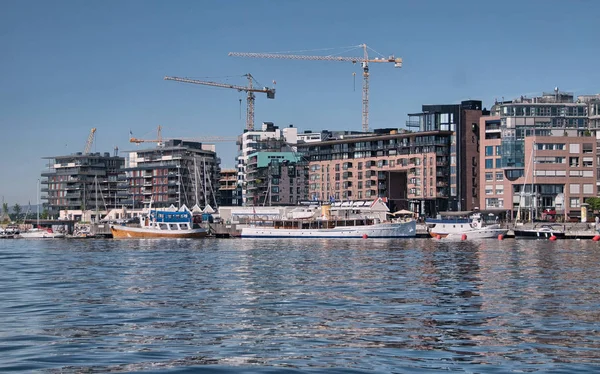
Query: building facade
[
  {"left": 481, "top": 89, "right": 600, "bottom": 220},
  {"left": 218, "top": 168, "right": 239, "bottom": 206},
  {"left": 124, "top": 140, "right": 221, "bottom": 209},
  {"left": 237, "top": 122, "right": 298, "bottom": 205},
  {"left": 245, "top": 152, "right": 308, "bottom": 206},
  {"left": 406, "top": 100, "right": 487, "bottom": 211},
  {"left": 41, "top": 151, "right": 125, "bottom": 218},
  {"left": 298, "top": 129, "right": 458, "bottom": 217}
]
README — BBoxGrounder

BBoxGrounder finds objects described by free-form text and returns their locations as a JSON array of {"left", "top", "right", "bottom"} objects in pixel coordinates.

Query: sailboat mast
[
  {"left": 531, "top": 141, "right": 535, "bottom": 221},
  {"left": 95, "top": 175, "right": 99, "bottom": 223},
  {"left": 37, "top": 178, "right": 40, "bottom": 226},
  {"left": 203, "top": 158, "right": 207, "bottom": 206}
]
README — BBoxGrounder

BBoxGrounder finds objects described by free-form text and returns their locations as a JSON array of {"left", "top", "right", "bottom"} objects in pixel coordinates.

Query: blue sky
[{"left": 1, "top": 0, "right": 599, "bottom": 205}]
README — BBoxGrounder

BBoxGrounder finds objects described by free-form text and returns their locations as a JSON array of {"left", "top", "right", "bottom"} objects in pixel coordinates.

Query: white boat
[
  {"left": 19, "top": 227, "right": 65, "bottom": 239},
  {"left": 426, "top": 213, "right": 508, "bottom": 239},
  {"left": 111, "top": 209, "right": 207, "bottom": 239},
  {"left": 0, "top": 227, "right": 20, "bottom": 239},
  {"left": 19, "top": 180, "right": 65, "bottom": 239},
  {"left": 240, "top": 198, "right": 416, "bottom": 238}
]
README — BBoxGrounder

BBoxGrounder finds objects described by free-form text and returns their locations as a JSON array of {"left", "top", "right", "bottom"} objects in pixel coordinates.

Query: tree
[
  {"left": 1, "top": 202, "right": 9, "bottom": 223},
  {"left": 586, "top": 197, "right": 600, "bottom": 213},
  {"left": 41, "top": 209, "right": 49, "bottom": 220},
  {"left": 12, "top": 203, "right": 21, "bottom": 222}
]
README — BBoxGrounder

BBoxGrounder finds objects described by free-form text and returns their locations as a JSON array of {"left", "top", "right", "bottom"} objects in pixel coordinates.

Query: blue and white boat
[{"left": 111, "top": 210, "right": 207, "bottom": 239}]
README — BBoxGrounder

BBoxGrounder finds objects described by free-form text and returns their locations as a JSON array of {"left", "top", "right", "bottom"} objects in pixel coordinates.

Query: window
[
  {"left": 496, "top": 172, "right": 504, "bottom": 181},
  {"left": 569, "top": 144, "right": 580, "bottom": 153},
  {"left": 583, "top": 184, "right": 594, "bottom": 194},
  {"left": 569, "top": 184, "right": 580, "bottom": 194},
  {"left": 495, "top": 186, "right": 504, "bottom": 194},
  {"left": 485, "top": 172, "right": 493, "bottom": 181},
  {"left": 495, "top": 145, "right": 501, "bottom": 156},
  {"left": 569, "top": 157, "right": 580, "bottom": 167},
  {"left": 570, "top": 197, "right": 580, "bottom": 208},
  {"left": 485, "top": 159, "right": 493, "bottom": 169},
  {"left": 495, "top": 158, "right": 502, "bottom": 168},
  {"left": 485, "top": 146, "right": 493, "bottom": 156}
]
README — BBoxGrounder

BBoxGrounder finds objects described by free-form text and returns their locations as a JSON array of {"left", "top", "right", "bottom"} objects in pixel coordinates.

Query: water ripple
[{"left": 1, "top": 238, "right": 600, "bottom": 372}]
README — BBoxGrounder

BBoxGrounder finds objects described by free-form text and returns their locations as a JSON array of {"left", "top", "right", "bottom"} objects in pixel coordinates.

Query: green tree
[
  {"left": 586, "top": 197, "right": 600, "bottom": 213},
  {"left": 12, "top": 203, "right": 21, "bottom": 222},
  {"left": 40, "top": 209, "right": 49, "bottom": 220},
  {"left": 1, "top": 202, "right": 9, "bottom": 223}
]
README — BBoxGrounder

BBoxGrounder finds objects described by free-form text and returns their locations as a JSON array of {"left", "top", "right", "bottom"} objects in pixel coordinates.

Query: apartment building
[
  {"left": 236, "top": 122, "right": 298, "bottom": 205},
  {"left": 245, "top": 152, "right": 307, "bottom": 206},
  {"left": 124, "top": 139, "right": 221, "bottom": 209},
  {"left": 480, "top": 89, "right": 600, "bottom": 220},
  {"left": 406, "top": 100, "right": 488, "bottom": 211},
  {"left": 41, "top": 151, "right": 125, "bottom": 218},
  {"left": 218, "top": 169, "right": 239, "bottom": 206},
  {"left": 298, "top": 129, "right": 454, "bottom": 217}
]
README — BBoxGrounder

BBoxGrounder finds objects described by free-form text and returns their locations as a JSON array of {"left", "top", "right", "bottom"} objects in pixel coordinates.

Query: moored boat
[
  {"left": 19, "top": 227, "right": 65, "bottom": 239},
  {"left": 426, "top": 213, "right": 508, "bottom": 239},
  {"left": 240, "top": 198, "right": 416, "bottom": 238},
  {"left": 111, "top": 210, "right": 207, "bottom": 239},
  {"left": 513, "top": 224, "right": 566, "bottom": 239}
]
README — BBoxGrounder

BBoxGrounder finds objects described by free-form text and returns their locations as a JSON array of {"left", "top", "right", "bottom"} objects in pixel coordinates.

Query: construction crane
[
  {"left": 84, "top": 128, "right": 97, "bottom": 154},
  {"left": 164, "top": 74, "right": 276, "bottom": 131},
  {"left": 129, "top": 125, "right": 237, "bottom": 145},
  {"left": 229, "top": 44, "right": 402, "bottom": 132}
]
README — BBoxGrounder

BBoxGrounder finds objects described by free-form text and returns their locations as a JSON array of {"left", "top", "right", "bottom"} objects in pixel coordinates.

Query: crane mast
[
  {"left": 229, "top": 44, "right": 402, "bottom": 132},
  {"left": 164, "top": 74, "right": 275, "bottom": 131},
  {"left": 84, "top": 128, "right": 97, "bottom": 154}
]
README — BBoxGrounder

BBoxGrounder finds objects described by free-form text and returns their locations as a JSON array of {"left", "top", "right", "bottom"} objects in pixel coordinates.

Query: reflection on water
[{"left": 1, "top": 238, "right": 600, "bottom": 372}]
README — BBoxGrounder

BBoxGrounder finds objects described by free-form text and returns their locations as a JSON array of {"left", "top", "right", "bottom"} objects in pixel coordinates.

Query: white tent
[{"left": 203, "top": 204, "right": 215, "bottom": 214}]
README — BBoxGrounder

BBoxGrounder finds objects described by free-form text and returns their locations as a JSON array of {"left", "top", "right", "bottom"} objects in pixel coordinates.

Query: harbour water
[{"left": 1, "top": 238, "right": 600, "bottom": 373}]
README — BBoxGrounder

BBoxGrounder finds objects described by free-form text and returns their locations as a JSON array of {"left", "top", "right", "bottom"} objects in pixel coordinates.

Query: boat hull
[
  {"left": 513, "top": 229, "right": 566, "bottom": 239},
  {"left": 431, "top": 228, "right": 508, "bottom": 240},
  {"left": 19, "top": 229, "right": 65, "bottom": 239},
  {"left": 241, "top": 221, "right": 416, "bottom": 238},
  {"left": 110, "top": 225, "right": 207, "bottom": 239}
]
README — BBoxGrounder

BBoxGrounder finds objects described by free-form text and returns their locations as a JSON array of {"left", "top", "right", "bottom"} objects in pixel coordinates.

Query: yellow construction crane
[
  {"left": 164, "top": 74, "right": 276, "bottom": 131},
  {"left": 229, "top": 44, "right": 402, "bottom": 132},
  {"left": 84, "top": 128, "right": 97, "bottom": 154},
  {"left": 129, "top": 125, "right": 237, "bottom": 145}
]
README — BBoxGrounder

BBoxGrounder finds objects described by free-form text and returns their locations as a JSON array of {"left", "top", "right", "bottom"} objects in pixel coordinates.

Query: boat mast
[
  {"left": 193, "top": 157, "right": 199, "bottom": 207},
  {"left": 516, "top": 143, "right": 535, "bottom": 224},
  {"left": 531, "top": 141, "right": 536, "bottom": 222},
  {"left": 94, "top": 175, "right": 98, "bottom": 223},
  {"left": 203, "top": 157, "right": 207, "bottom": 207},
  {"left": 36, "top": 178, "right": 40, "bottom": 227}
]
